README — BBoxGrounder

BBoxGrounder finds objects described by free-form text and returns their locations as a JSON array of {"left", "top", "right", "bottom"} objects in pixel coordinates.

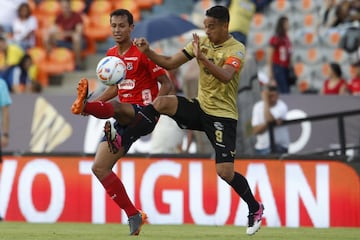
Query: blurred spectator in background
[
  {"left": 1, "top": 54, "right": 34, "bottom": 93},
  {"left": 0, "top": 77, "right": 12, "bottom": 153},
  {"left": 149, "top": 115, "right": 186, "bottom": 154},
  {"left": 317, "top": 0, "right": 338, "bottom": 32},
  {"left": 348, "top": 61, "right": 360, "bottom": 95},
  {"left": 348, "top": 0, "right": 360, "bottom": 22},
  {"left": 0, "top": 35, "right": 24, "bottom": 74},
  {"left": 236, "top": 54, "right": 261, "bottom": 155},
  {"left": 334, "top": 0, "right": 360, "bottom": 27},
  {"left": 0, "top": 0, "right": 27, "bottom": 34},
  {"left": 253, "top": 0, "right": 273, "bottom": 12},
  {"left": 0, "top": 77, "right": 10, "bottom": 221},
  {"left": 149, "top": 70, "right": 188, "bottom": 154},
  {"left": 251, "top": 83, "right": 290, "bottom": 155},
  {"left": 228, "top": 0, "right": 256, "bottom": 46},
  {"left": 321, "top": 62, "right": 348, "bottom": 95},
  {"left": 0, "top": 76, "right": 11, "bottom": 221},
  {"left": 338, "top": 0, "right": 360, "bottom": 55},
  {"left": 44, "top": 0, "right": 84, "bottom": 70},
  {"left": 267, "top": 16, "right": 293, "bottom": 94},
  {"left": 12, "top": 2, "right": 38, "bottom": 51}
]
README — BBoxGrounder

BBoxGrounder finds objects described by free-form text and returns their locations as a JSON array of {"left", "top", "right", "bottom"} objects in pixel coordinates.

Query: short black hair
[
  {"left": 110, "top": 9, "right": 134, "bottom": 25},
  {"left": 329, "top": 62, "right": 342, "bottom": 77},
  {"left": 205, "top": 5, "right": 230, "bottom": 23}
]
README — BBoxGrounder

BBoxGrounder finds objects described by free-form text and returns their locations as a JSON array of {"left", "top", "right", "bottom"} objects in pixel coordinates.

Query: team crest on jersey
[
  {"left": 236, "top": 51, "right": 245, "bottom": 59},
  {"left": 214, "top": 122, "right": 224, "bottom": 131},
  {"left": 201, "top": 48, "right": 208, "bottom": 55},
  {"left": 126, "top": 62, "right": 133, "bottom": 71}
]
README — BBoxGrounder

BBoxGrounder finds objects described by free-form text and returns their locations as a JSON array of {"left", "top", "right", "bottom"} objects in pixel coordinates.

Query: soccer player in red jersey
[{"left": 71, "top": 9, "right": 174, "bottom": 236}]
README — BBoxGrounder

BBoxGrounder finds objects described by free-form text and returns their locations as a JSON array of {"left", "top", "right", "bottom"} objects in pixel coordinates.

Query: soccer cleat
[
  {"left": 128, "top": 210, "right": 148, "bottom": 236},
  {"left": 246, "top": 202, "right": 264, "bottom": 236},
  {"left": 71, "top": 78, "right": 89, "bottom": 115},
  {"left": 104, "top": 120, "right": 122, "bottom": 154}
]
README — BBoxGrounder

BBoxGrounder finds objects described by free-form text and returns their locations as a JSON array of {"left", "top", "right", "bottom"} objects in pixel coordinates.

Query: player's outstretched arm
[{"left": 134, "top": 38, "right": 188, "bottom": 70}]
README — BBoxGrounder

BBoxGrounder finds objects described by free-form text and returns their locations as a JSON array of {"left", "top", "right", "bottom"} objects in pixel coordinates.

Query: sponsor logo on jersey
[
  {"left": 124, "top": 57, "right": 138, "bottom": 61},
  {"left": 118, "top": 79, "right": 135, "bottom": 90}
]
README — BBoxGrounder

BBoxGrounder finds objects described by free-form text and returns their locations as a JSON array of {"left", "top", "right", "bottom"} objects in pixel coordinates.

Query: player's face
[
  {"left": 110, "top": 15, "right": 134, "bottom": 44},
  {"left": 203, "top": 17, "right": 228, "bottom": 45}
]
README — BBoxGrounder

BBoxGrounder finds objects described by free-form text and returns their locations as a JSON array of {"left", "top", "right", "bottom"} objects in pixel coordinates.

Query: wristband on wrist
[{"left": 2, "top": 133, "right": 9, "bottom": 137}]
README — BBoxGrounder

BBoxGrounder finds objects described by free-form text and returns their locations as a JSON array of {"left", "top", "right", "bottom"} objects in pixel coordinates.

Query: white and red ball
[{"left": 96, "top": 56, "right": 126, "bottom": 86}]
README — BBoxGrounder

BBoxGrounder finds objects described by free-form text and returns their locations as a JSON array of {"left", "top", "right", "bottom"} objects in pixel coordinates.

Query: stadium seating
[
  {"left": 293, "top": 29, "right": 319, "bottom": 47},
  {"left": 113, "top": 0, "right": 141, "bottom": 22},
  {"left": 293, "top": 62, "right": 312, "bottom": 80},
  {"left": 246, "top": 0, "right": 356, "bottom": 93},
  {"left": 70, "top": 0, "right": 86, "bottom": 14},
  {"left": 250, "top": 13, "right": 271, "bottom": 31},
  {"left": 39, "top": 47, "right": 75, "bottom": 78},
  {"left": 247, "top": 31, "right": 270, "bottom": 49},
  {"left": 34, "top": 0, "right": 61, "bottom": 17},
  {"left": 83, "top": 13, "right": 112, "bottom": 43},
  {"left": 88, "top": 0, "right": 112, "bottom": 17},
  {"left": 269, "top": 0, "right": 292, "bottom": 14},
  {"left": 293, "top": 0, "right": 317, "bottom": 13},
  {"left": 27, "top": 46, "right": 48, "bottom": 86},
  {"left": 327, "top": 48, "right": 349, "bottom": 64}
]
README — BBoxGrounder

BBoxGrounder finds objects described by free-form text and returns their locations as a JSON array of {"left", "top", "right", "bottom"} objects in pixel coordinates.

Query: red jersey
[
  {"left": 55, "top": 11, "right": 83, "bottom": 42},
  {"left": 269, "top": 35, "right": 292, "bottom": 67},
  {"left": 107, "top": 44, "right": 166, "bottom": 106},
  {"left": 348, "top": 76, "right": 360, "bottom": 95},
  {"left": 323, "top": 78, "right": 347, "bottom": 95}
]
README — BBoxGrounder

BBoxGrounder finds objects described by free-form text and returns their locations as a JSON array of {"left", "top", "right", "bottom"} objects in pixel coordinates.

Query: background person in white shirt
[
  {"left": 12, "top": 2, "right": 38, "bottom": 50},
  {"left": 251, "top": 83, "right": 290, "bottom": 155}
]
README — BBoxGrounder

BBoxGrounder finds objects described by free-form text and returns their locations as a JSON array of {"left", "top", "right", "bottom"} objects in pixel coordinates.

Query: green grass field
[{"left": 0, "top": 222, "right": 359, "bottom": 240}]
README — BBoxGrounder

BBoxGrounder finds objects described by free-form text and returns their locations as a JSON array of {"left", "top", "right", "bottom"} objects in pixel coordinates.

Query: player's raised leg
[{"left": 71, "top": 78, "right": 89, "bottom": 114}]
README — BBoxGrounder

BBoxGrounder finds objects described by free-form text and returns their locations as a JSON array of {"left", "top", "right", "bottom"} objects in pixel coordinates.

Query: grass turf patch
[{"left": 0, "top": 222, "right": 359, "bottom": 240}]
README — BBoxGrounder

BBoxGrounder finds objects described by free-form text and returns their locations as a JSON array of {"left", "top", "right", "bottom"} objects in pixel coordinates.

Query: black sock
[
  {"left": 122, "top": 104, "right": 160, "bottom": 146},
  {"left": 229, "top": 172, "right": 259, "bottom": 213}
]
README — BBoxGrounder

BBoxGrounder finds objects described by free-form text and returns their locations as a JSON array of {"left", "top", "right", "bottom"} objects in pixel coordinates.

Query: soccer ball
[{"left": 96, "top": 56, "right": 127, "bottom": 86}]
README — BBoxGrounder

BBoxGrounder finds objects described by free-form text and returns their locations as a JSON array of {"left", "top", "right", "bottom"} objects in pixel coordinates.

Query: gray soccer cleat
[{"left": 128, "top": 210, "right": 148, "bottom": 236}]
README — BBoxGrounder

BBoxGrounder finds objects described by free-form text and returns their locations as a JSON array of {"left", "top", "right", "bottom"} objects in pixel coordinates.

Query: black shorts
[
  {"left": 173, "top": 96, "right": 237, "bottom": 163},
  {"left": 101, "top": 104, "right": 143, "bottom": 153}
]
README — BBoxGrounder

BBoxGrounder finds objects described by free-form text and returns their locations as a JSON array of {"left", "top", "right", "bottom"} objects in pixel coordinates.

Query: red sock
[
  {"left": 100, "top": 172, "right": 138, "bottom": 217},
  {"left": 84, "top": 101, "right": 115, "bottom": 119}
]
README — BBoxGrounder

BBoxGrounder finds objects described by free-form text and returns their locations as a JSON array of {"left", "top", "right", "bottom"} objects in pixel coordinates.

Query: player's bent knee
[
  {"left": 216, "top": 165, "right": 234, "bottom": 183},
  {"left": 91, "top": 164, "right": 108, "bottom": 180},
  {"left": 216, "top": 170, "right": 233, "bottom": 183},
  {"left": 153, "top": 95, "right": 177, "bottom": 115}
]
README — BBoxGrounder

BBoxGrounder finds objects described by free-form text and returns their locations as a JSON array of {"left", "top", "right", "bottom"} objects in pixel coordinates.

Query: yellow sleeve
[{"left": 7, "top": 45, "right": 24, "bottom": 66}]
